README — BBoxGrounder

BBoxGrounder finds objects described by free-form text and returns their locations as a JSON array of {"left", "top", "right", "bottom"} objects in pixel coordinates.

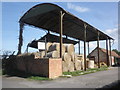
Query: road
[{"left": 2, "top": 67, "right": 119, "bottom": 88}]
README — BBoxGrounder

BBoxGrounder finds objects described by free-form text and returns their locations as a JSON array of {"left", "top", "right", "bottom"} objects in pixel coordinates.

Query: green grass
[
  {"left": 2, "top": 68, "right": 51, "bottom": 81},
  {"left": 63, "top": 66, "right": 108, "bottom": 76},
  {"left": 27, "top": 76, "right": 51, "bottom": 81},
  {"left": 1, "top": 66, "right": 108, "bottom": 80}
]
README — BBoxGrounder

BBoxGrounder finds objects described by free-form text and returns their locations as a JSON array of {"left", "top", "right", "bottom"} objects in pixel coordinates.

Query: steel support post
[
  {"left": 88, "top": 42, "right": 89, "bottom": 55},
  {"left": 109, "top": 39, "right": 112, "bottom": 66},
  {"left": 60, "top": 11, "right": 65, "bottom": 58},
  {"left": 45, "top": 36, "right": 47, "bottom": 57},
  {"left": 84, "top": 23, "right": 87, "bottom": 71},
  {"left": 97, "top": 31, "right": 100, "bottom": 68},
  {"left": 78, "top": 41, "right": 80, "bottom": 55},
  {"left": 106, "top": 38, "right": 109, "bottom": 66}
]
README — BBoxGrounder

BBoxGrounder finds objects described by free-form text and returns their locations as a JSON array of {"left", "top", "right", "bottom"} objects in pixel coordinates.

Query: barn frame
[{"left": 17, "top": 3, "right": 114, "bottom": 71}]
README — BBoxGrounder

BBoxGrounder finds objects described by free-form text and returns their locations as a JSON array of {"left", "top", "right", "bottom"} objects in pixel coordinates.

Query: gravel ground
[{"left": 2, "top": 67, "right": 119, "bottom": 88}]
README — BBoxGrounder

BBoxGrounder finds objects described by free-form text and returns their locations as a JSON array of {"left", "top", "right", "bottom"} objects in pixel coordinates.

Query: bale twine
[
  {"left": 46, "top": 50, "right": 59, "bottom": 58},
  {"left": 62, "top": 61, "right": 69, "bottom": 72},
  {"left": 88, "top": 60, "right": 94, "bottom": 69},
  {"left": 68, "top": 61, "right": 74, "bottom": 72},
  {"left": 64, "top": 44, "right": 75, "bottom": 55},
  {"left": 74, "top": 60, "right": 82, "bottom": 71}
]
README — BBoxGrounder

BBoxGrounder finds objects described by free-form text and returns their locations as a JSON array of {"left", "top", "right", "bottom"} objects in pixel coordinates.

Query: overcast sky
[{"left": 1, "top": 2, "right": 118, "bottom": 54}]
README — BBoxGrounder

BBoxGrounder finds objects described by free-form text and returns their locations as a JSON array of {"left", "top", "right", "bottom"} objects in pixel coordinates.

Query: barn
[
  {"left": 11, "top": 3, "right": 115, "bottom": 78},
  {"left": 88, "top": 47, "right": 120, "bottom": 66}
]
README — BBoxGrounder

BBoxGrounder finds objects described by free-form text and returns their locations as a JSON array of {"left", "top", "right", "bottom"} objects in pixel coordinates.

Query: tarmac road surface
[{"left": 2, "top": 67, "right": 119, "bottom": 88}]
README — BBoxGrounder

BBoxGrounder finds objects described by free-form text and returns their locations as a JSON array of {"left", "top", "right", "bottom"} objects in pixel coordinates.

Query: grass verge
[
  {"left": 2, "top": 69, "right": 51, "bottom": 81},
  {"left": 27, "top": 76, "right": 51, "bottom": 81},
  {"left": 63, "top": 66, "right": 108, "bottom": 76},
  {"left": 2, "top": 66, "right": 108, "bottom": 80}
]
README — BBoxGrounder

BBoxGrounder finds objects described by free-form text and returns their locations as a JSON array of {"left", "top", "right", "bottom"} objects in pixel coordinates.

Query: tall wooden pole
[
  {"left": 88, "top": 42, "right": 89, "bottom": 55},
  {"left": 60, "top": 11, "right": 65, "bottom": 58},
  {"left": 109, "top": 39, "right": 112, "bottom": 66},
  {"left": 84, "top": 23, "right": 87, "bottom": 71},
  {"left": 45, "top": 36, "right": 47, "bottom": 57},
  {"left": 106, "top": 38, "right": 109, "bottom": 66},
  {"left": 97, "top": 31, "right": 100, "bottom": 68},
  {"left": 17, "top": 22, "right": 24, "bottom": 55},
  {"left": 78, "top": 41, "right": 80, "bottom": 55}
]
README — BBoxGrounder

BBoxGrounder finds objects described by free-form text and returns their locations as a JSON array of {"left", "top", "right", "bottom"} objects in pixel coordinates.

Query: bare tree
[{"left": 2, "top": 50, "right": 12, "bottom": 59}]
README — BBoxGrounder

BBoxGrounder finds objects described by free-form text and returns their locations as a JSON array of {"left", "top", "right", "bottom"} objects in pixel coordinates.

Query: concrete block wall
[{"left": 14, "top": 55, "right": 62, "bottom": 79}]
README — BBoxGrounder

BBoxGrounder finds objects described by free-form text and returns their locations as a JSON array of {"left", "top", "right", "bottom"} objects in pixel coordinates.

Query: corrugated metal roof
[
  {"left": 88, "top": 47, "right": 120, "bottom": 58},
  {"left": 100, "top": 48, "right": 120, "bottom": 58},
  {"left": 20, "top": 3, "right": 114, "bottom": 42},
  {"left": 29, "top": 33, "right": 78, "bottom": 49}
]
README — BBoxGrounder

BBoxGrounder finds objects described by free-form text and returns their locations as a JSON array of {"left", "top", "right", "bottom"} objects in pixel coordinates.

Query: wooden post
[
  {"left": 78, "top": 41, "right": 80, "bottom": 55},
  {"left": 88, "top": 42, "right": 89, "bottom": 55},
  {"left": 17, "top": 22, "right": 24, "bottom": 55},
  {"left": 109, "top": 39, "right": 112, "bottom": 66},
  {"left": 60, "top": 11, "right": 65, "bottom": 58},
  {"left": 45, "top": 36, "right": 47, "bottom": 57},
  {"left": 97, "top": 31, "right": 100, "bottom": 68},
  {"left": 84, "top": 23, "right": 87, "bottom": 71},
  {"left": 106, "top": 38, "right": 109, "bottom": 66}
]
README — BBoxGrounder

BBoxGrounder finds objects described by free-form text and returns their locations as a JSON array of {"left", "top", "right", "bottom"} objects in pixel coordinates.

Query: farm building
[
  {"left": 88, "top": 47, "right": 120, "bottom": 66},
  {"left": 10, "top": 3, "right": 115, "bottom": 78}
]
